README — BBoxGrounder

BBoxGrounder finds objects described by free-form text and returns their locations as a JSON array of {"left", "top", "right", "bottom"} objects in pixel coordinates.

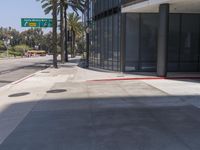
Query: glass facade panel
[
  {"left": 113, "top": 0, "right": 119, "bottom": 7},
  {"left": 108, "top": 15, "right": 113, "bottom": 70},
  {"left": 104, "top": 17, "right": 108, "bottom": 69},
  {"left": 89, "top": 20, "right": 95, "bottom": 67},
  {"left": 94, "top": 20, "right": 99, "bottom": 67},
  {"left": 125, "top": 14, "right": 139, "bottom": 71},
  {"left": 113, "top": 14, "right": 120, "bottom": 71},
  {"left": 168, "top": 14, "right": 180, "bottom": 71},
  {"left": 89, "top": 0, "right": 121, "bottom": 71},
  {"left": 140, "top": 14, "right": 158, "bottom": 72},
  {"left": 118, "top": 14, "right": 121, "bottom": 71},
  {"left": 89, "top": 0, "right": 200, "bottom": 73},
  {"left": 97, "top": 19, "right": 103, "bottom": 67},
  {"left": 180, "top": 14, "right": 200, "bottom": 72},
  {"left": 97, "top": 19, "right": 101, "bottom": 67},
  {"left": 100, "top": 18, "right": 104, "bottom": 68}
]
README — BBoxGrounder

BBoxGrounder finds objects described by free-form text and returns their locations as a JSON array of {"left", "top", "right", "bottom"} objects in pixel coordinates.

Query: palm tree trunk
[
  {"left": 52, "top": 0, "right": 58, "bottom": 68},
  {"left": 60, "top": 0, "right": 65, "bottom": 63},
  {"left": 64, "top": 4, "right": 68, "bottom": 62}
]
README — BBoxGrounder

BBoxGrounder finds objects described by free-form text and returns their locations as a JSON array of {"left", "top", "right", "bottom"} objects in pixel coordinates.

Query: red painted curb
[{"left": 88, "top": 76, "right": 200, "bottom": 82}]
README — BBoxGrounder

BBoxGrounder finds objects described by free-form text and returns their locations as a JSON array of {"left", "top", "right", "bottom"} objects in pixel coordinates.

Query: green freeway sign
[{"left": 21, "top": 18, "right": 52, "bottom": 28}]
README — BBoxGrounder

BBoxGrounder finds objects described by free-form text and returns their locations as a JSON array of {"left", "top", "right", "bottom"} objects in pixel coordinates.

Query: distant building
[{"left": 86, "top": 0, "right": 200, "bottom": 76}]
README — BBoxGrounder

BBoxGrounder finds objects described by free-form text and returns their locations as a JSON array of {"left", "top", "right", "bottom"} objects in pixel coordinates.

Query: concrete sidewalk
[{"left": 1, "top": 57, "right": 200, "bottom": 150}]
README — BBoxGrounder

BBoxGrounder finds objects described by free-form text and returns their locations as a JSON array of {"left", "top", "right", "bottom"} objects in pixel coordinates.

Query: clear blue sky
[
  {"left": 0, "top": 0, "right": 52, "bottom": 32},
  {"left": 0, "top": 0, "right": 82, "bottom": 33}
]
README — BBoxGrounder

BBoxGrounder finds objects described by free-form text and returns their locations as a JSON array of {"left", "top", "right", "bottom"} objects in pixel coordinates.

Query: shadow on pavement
[
  {"left": 1, "top": 95, "right": 200, "bottom": 150},
  {"left": 0, "top": 80, "right": 13, "bottom": 84},
  {"left": 0, "top": 61, "right": 52, "bottom": 75}
]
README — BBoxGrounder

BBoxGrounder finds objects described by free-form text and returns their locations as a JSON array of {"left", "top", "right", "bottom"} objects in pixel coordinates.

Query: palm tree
[
  {"left": 36, "top": 0, "right": 58, "bottom": 67},
  {"left": 61, "top": 0, "right": 85, "bottom": 62},
  {"left": 68, "top": 12, "right": 84, "bottom": 57},
  {"left": 37, "top": 0, "right": 86, "bottom": 63}
]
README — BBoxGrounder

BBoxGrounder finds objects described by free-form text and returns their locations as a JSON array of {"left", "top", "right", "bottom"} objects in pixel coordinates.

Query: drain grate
[
  {"left": 46, "top": 89, "right": 67, "bottom": 94},
  {"left": 8, "top": 92, "right": 30, "bottom": 97}
]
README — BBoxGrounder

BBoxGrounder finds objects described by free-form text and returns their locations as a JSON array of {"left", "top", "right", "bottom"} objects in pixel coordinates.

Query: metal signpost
[{"left": 21, "top": 18, "right": 52, "bottom": 28}]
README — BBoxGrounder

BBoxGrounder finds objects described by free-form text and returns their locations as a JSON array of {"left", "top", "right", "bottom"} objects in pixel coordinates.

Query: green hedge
[
  {"left": 8, "top": 44, "right": 30, "bottom": 56},
  {"left": 0, "top": 40, "right": 6, "bottom": 50}
]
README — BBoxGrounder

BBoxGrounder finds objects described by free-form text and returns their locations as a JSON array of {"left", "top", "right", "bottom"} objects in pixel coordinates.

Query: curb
[
  {"left": 11, "top": 74, "right": 36, "bottom": 85},
  {"left": 0, "top": 57, "right": 24, "bottom": 61},
  {"left": 0, "top": 67, "right": 51, "bottom": 91},
  {"left": 11, "top": 66, "right": 53, "bottom": 85}
]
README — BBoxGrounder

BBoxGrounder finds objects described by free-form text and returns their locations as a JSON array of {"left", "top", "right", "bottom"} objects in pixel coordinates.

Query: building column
[{"left": 157, "top": 4, "right": 169, "bottom": 77}]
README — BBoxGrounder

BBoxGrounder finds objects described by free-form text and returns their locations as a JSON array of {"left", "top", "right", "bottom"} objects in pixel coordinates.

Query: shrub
[
  {"left": 8, "top": 45, "right": 30, "bottom": 56},
  {"left": 13, "top": 45, "right": 30, "bottom": 53},
  {"left": 0, "top": 40, "right": 6, "bottom": 50}
]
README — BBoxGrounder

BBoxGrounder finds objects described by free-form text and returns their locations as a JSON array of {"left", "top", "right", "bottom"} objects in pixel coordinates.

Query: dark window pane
[
  {"left": 140, "top": 14, "right": 158, "bottom": 71},
  {"left": 97, "top": 19, "right": 101, "bottom": 67},
  {"left": 168, "top": 14, "right": 180, "bottom": 71},
  {"left": 113, "top": 14, "right": 119, "bottom": 71},
  {"left": 100, "top": 18, "right": 104, "bottom": 68},
  {"left": 125, "top": 13, "right": 139, "bottom": 71},
  {"left": 104, "top": 17, "right": 108, "bottom": 69},
  {"left": 108, "top": 15, "right": 113, "bottom": 70},
  {"left": 118, "top": 14, "right": 121, "bottom": 71},
  {"left": 180, "top": 14, "right": 199, "bottom": 71}
]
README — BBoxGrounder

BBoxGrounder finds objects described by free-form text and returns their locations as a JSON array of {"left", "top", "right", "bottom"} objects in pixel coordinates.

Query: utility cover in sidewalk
[
  {"left": 46, "top": 89, "right": 67, "bottom": 94},
  {"left": 8, "top": 92, "right": 30, "bottom": 97}
]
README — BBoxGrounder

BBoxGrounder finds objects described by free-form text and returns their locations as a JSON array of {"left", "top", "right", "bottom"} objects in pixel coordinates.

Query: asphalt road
[{"left": 0, "top": 56, "right": 52, "bottom": 87}]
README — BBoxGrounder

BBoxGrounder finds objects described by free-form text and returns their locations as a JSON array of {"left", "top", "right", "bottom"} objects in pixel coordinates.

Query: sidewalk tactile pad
[
  {"left": 8, "top": 92, "right": 30, "bottom": 97},
  {"left": 46, "top": 89, "right": 67, "bottom": 94}
]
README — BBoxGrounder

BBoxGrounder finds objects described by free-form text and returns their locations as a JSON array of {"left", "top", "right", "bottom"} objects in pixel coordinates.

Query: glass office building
[
  {"left": 88, "top": 0, "right": 122, "bottom": 71},
  {"left": 87, "top": 0, "right": 200, "bottom": 75}
]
